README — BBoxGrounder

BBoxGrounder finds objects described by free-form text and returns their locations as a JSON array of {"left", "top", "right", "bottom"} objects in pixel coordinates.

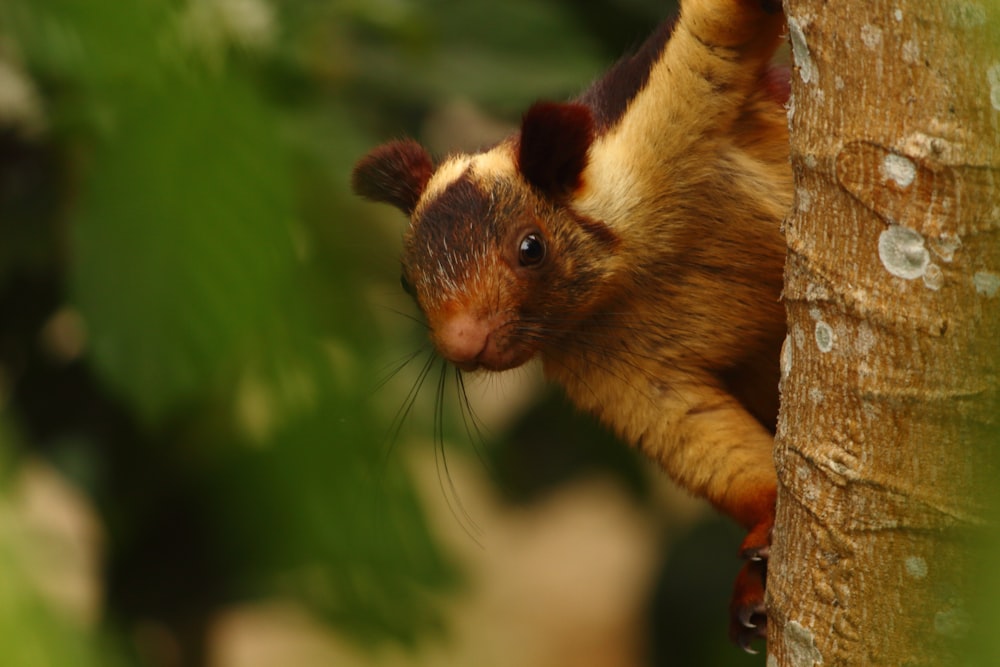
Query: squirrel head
[{"left": 352, "top": 102, "right": 620, "bottom": 371}]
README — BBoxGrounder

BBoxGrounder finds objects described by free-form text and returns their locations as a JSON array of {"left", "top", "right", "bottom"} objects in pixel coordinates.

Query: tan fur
[{"left": 555, "top": 0, "right": 790, "bottom": 532}]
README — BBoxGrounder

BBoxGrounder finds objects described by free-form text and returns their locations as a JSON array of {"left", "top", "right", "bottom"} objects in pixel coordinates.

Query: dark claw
[{"left": 736, "top": 612, "right": 768, "bottom": 653}]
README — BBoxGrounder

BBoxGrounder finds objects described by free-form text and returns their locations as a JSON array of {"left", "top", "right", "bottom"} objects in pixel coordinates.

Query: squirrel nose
[{"left": 435, "top": 313, "right": 491, "bottom": 369}]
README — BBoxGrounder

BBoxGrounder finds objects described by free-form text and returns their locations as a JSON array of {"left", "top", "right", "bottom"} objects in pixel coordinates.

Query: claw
[
  {"left": 736, "top": 612, "right": 768, "bottom": 653},
  {"left": 739, "top": 604, "right": 761, "bottom": 629},
  {"left": 729, "top": 559, "right": 768, "bottom": 651},
  {"left": 740, "top": 636, "right": 758, "bottom": 655},
  {"left": 742, "top": 544, "right": 771, "bottom": 562}
]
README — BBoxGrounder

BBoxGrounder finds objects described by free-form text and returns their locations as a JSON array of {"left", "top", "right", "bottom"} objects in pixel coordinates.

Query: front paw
[
  {"left": 729, "top": 559, "right": 768, "bottom": 653},
  {"left": 739, "top": 515, "right": 774, "bottom": 562}
]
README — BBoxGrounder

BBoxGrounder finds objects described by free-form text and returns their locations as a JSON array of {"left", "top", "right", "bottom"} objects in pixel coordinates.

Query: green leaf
[
  {"left": 344, "top": 0, "right": 607, "bottom": 115},
  {"left": 1, "top": 0, "right": 167, "bottom": 90},
  {"left": 71, "top": 74, "right": 300, "bottom": 423}
]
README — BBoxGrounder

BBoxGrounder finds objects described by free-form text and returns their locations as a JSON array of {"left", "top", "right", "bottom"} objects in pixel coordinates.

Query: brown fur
[{"left": 353, "top": 0, "right": 791, "bottom": 649}]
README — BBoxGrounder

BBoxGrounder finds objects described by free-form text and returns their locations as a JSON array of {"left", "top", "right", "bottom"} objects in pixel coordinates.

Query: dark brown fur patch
[
  {"left": 576, "top": 18, "right": 676, "bottom": 132},
  {"left": 517, "top": 102, "right": 595, "bottom": 199},
  {"left": 415, "top": 171, "right": 492, "bottom": 238},
  {"left": 570, "top": 210, "right": 619, "bottom": 249},
  {"left": 408, "top": 171, "right": 501, "bottom": 283},
  {"left": 352, "top": 139, "right": 434, "bottom": 215}
]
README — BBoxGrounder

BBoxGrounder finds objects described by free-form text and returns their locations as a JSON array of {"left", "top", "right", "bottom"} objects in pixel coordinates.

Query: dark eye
[
  {"left": 518, "top": 232, "right": 546, "bottom": 267},
  {"left": 400, "top": 273, "right": 416, "bottom": 297}
]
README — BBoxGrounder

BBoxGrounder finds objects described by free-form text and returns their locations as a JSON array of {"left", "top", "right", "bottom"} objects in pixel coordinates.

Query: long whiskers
[
  {"left": 379, "top": 349, "right": 439, "bottom": 473},
  {"left": 455, "top": 370, "right": 496, "bottom": 473},
  {"left": 375, "top": 302, "right": 709, "bottom": 546},
  {"left": 373, "top": 344, "right": 432, "bottom": 394},
  {"left": 433, "top": 362, "right": 484, "bottom": 545},
  {"left": 377, "top": 304, "right": 430, "bottom": 331},
  {"left": 375, "top": 331, "right": 485, "bottom": 545}
]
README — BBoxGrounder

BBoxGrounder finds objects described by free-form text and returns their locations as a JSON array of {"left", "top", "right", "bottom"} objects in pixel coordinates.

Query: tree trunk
[{"left": 767, "top": 2, "right": 999, "bottom": 665}]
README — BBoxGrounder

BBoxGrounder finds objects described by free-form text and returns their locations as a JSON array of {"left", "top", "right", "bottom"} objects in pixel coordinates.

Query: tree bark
[{"left": 768, "top": 2, "right": 1000, "bottom": 665}]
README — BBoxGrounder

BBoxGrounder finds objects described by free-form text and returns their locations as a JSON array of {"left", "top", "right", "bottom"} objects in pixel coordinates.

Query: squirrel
[{"left": 352, "top": 0, "right": 791, "bottom": 651}]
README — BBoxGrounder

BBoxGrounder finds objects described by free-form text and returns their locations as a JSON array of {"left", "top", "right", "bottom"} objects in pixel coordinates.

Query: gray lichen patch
[
  {"left": 788, "top": 17, "right": 815, "bottom": 84},
  {"left": 878, "top": 225, "right": 930, "bottom": 279},
  {"left": 989, "top": 62, "right": 1000, "bottom": 111},
  {"left": 784, "top": 620, "right": 824, "bottom": 666},
  {"left": 814, "top": 321, "right": 835, "bottom": 353},
  {"left": 922, "top": 263, "right": 943, "bottom": 290},
  {"left": 974, "top": 271, "right": 999, "bottom": 297},
  {"left": 781, "top": 334, "right": 793, "bottom": 379},
  {"left": 880, "top": 153, "right": 916, "bottom": 188},
  {"left": 905, "top": 555, "right": 928, "bottom": 579}
]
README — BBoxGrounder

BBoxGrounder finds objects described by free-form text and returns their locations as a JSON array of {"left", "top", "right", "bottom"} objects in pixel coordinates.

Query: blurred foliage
[
  {"left": 0, "top": 0, "right": 796, "bottom": 665},
  {"left": 2, "top": 0, "right": 460, "bottom": 659},
  {"left": 0, "top": 415, "right": 114, "bottom": 667}
]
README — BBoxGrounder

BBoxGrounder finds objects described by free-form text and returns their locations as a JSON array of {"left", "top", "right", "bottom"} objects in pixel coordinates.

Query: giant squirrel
[{"left": 353, "top": 0, "right": 792, "bottom": 650}]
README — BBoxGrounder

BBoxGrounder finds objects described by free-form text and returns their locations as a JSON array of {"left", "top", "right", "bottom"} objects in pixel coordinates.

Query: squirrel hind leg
[
  {"left": 729, "top": 498, "right": 774, "bottom": 652},
  {"left": 729, "top": 559, "right": 768, "bottom": 653}
]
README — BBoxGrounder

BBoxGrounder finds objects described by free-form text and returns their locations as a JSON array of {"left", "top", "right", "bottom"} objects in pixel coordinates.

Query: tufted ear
[
  {"left": 517, "top": 101, "right": 595, "bottom": 199},
  {"left": 352, "top": 139, "right": 434, "bottom": 215}
]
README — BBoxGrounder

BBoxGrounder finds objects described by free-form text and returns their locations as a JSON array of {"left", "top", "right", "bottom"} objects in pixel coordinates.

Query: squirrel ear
[
  {"left": 517, "top": 101, "right": 595, "bottom": 199},
  {"left": 352, "top": 139, "right": 434, "bottom": 215}
]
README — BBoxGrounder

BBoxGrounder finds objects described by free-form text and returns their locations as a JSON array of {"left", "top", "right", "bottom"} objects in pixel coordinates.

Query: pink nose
[{"left": 435, "top": 313, "right": 491, "bottom": 368}]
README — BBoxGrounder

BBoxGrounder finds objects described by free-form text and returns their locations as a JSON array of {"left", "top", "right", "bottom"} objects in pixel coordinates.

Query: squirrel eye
[{"left": 518, "top": 232, "right": 546, "bottom": 267}]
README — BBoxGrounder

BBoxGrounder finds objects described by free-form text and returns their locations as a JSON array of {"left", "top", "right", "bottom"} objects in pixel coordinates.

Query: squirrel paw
[
  {"left": 731, "top": 518, "right": 772, "bottom": 653},
  {"left": 729, "top": 559, "right": 768, "bottom": 653},
  {"left": 738, "top": 515, "right": 774, "bottom": 562}
]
